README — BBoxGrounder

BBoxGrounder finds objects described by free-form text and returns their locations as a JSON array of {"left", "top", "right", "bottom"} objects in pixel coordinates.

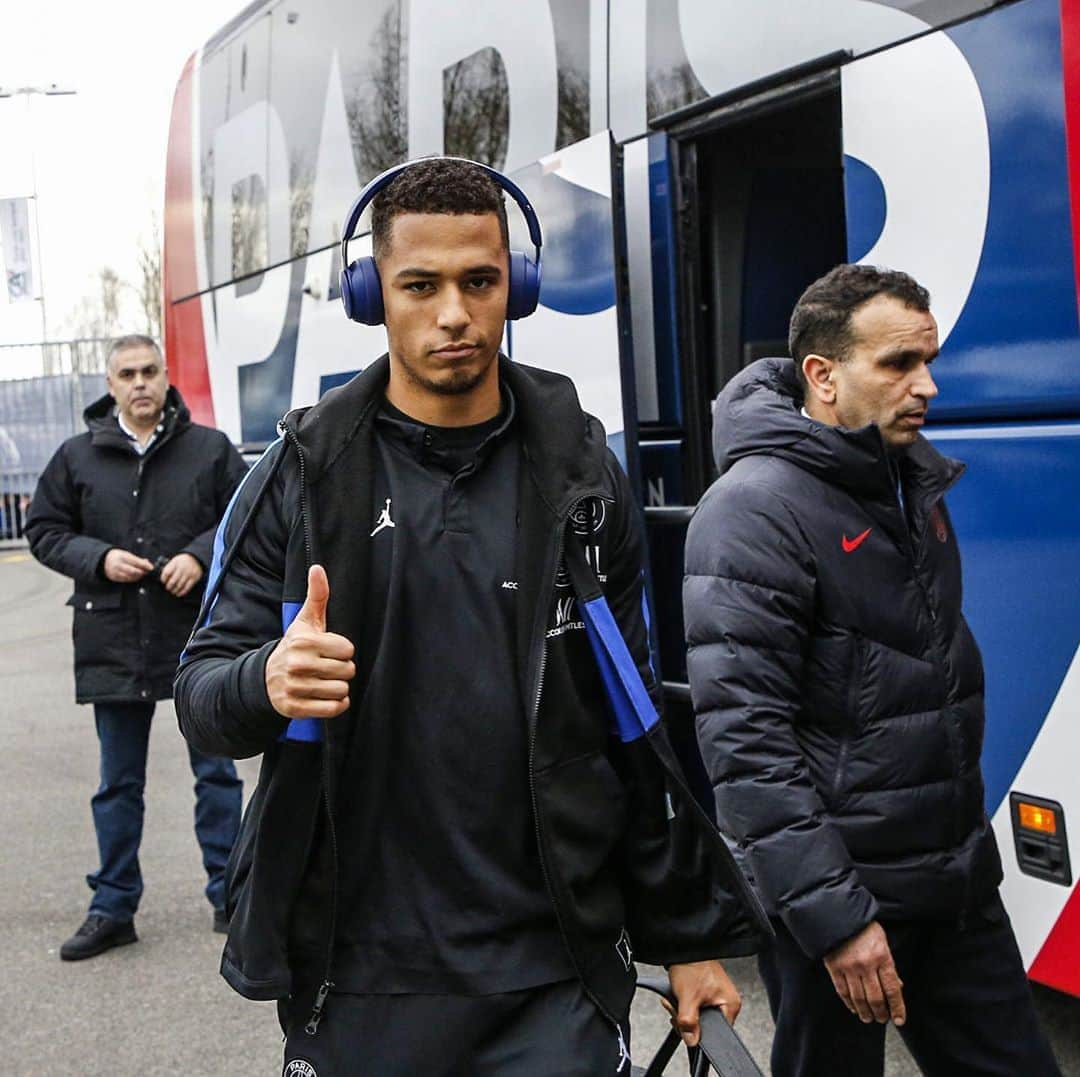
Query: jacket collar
[
  {"left": 375, "top": 384, "right": 517, "bottom": 474},
  {"left": 284, "top": 353, "right": 611, "bottom": 515},
  {"left": 83, "top": 386, "right": 191, "bottom": 451},
  {"left": 713, "top": 357, "right": 963, "bottom": 506}
]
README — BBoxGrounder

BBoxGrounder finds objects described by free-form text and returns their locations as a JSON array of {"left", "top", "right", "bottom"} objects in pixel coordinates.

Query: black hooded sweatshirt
[
  {"left": 684, "top": 358, "right": 1002, "bottom": 961},
  {"left": 332, "top": 393, "right": 573, "bottom": 995},
  {"left": 175, "top": 355, "right": 769, "bottom": 1026}
]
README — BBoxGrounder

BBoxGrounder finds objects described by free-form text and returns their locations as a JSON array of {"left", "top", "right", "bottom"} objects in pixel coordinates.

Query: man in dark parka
[
  {"left": 684, "top": 266, "right": 1060, "bottom": 1076},
  {"left": 26, "top": 334, "right": 248, "bottom": 960}
]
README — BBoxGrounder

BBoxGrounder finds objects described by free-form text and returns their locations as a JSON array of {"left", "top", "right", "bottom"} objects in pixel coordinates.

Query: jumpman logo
[{"left": 370, "top": 498, "right": 395, "bottom": 537}]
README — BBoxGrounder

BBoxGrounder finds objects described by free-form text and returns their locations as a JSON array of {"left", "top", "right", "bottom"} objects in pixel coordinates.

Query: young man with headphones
[{"left": 176, "top": 157, "right": 768, "bottom": 1074}]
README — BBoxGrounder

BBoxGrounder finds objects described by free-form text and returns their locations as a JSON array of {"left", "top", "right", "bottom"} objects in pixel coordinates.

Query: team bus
[{"left": 164, "top": 0, "right": 1080, "bottom": 995}]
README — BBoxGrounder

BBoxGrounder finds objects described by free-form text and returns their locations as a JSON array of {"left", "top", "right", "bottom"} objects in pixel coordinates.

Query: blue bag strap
[
  {"left": 563, "top": 532, "right": 774, "bottom": 937},
  {"left": 562, "top": 532, "right": 659, "bottom": 743},
  {"left": 280, "top": 597, "right": 324, "bottom": 743},
  {"left": 182, "top": 439, "right": 286, "bottom": 663}
]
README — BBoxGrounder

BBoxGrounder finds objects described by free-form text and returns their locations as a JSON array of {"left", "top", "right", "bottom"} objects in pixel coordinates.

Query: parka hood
[
  {"left": 83, "top": 385, "right": 192, "bottom": 437},
  {"left": 712, "top": 357, "right": 960, "bottom": 503}
]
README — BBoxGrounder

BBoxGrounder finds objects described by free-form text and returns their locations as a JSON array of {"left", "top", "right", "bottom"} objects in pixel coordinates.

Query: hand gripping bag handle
[{"left": 635, "top": 975, "right": 765, "bottom": 1076}]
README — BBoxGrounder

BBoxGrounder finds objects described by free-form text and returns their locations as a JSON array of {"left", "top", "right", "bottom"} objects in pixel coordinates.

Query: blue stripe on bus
[{"left": 581, "top": 595, "right": 660, "bottom": 744}]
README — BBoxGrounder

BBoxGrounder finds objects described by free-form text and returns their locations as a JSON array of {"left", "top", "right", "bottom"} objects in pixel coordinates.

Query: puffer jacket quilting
[{"left": 684, "top": 358, "right": 1002, "bottom": 960}]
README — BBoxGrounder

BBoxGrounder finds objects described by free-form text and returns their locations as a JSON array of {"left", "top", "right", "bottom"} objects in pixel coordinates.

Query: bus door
[{"left": 632, "top": 66, "right": 848, "bottom": 718}]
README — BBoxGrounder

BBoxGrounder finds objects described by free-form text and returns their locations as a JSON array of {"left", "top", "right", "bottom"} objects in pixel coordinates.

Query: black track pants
[
  {"left": 280, "top": 978, "right": 632, "bottom": 1076},
  {"left": 758, "top": 892, "right": 1062, "bottom": 1077}
]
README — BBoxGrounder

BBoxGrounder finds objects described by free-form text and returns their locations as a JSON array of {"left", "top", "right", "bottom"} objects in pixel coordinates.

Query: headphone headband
[{"left": 339, "top": 156, "right": 543, "bottom": 272}]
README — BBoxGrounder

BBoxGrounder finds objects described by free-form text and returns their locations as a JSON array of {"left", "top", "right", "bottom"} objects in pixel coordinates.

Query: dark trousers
[
  {"left": 87, "top": 701, "right": 243, "bottom": 921},
  {"left": 281, "top": 979, "right": 631, "bottom": 1076},
  {"left": 758, "top": 893, "right": 1062, "bottom": 1077}
]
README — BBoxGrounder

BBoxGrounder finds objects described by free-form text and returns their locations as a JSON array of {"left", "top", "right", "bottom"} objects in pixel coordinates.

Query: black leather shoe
[
  {"left": 59, "top": 914, "right": 137, "bottom": 961},
  {"left": 212, "top": 908, "right": 229, "bottom": 934}
]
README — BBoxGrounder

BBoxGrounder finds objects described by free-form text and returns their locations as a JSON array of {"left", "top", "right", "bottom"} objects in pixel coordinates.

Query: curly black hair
[
  {"left": 370, "top": 157, "right": 510, "bottom": 262},
  {"left": 788, "top": 264, "right": 931, "bottom": 388}
]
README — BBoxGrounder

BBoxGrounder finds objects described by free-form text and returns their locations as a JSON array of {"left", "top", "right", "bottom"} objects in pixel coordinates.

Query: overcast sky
[{"left": 0, "top": 0, "right": 244, "bottom": 375}]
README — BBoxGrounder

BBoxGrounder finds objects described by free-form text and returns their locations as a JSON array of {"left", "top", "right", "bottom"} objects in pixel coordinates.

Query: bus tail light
[{"left": 1010, "top": 793, "right": 1071, "bottom": 886}]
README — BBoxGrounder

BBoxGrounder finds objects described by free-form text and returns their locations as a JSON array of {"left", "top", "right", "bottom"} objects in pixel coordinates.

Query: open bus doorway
[
  {"left": 674, "top": 74, "right": 848, "bottom": 501},
  {"left": 641, "top": 74, "right": 849, "bottom": 799}
]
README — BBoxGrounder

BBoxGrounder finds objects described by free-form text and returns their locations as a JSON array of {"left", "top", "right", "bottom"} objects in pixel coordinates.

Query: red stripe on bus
[
  {"left": 1028, "top": 882, "right": 1080, "bottom": 996},
  {"left": 1062, "top": 0, "right": 1080, "bottom": 310},
  {"left": 163, "top": 53, "right": 215, "bottom": 427}
]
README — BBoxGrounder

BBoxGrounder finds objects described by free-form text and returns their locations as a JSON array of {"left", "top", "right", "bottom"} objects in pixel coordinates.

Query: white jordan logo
[{"left": 370, "top": 498, "right": 395, "bottom": 537}]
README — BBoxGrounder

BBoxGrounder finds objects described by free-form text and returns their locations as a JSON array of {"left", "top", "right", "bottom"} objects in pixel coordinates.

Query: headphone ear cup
[
  {"left": 506, "top": 250, "right": 541, "bottom": 320},
  {"left": 340, "top": 256, "right": 385, "bottom": 325}
]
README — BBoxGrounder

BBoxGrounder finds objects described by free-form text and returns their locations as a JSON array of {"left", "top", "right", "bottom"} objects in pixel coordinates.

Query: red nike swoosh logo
[{"left": 842, "top": 528, "right": 872, "bottom": 553}]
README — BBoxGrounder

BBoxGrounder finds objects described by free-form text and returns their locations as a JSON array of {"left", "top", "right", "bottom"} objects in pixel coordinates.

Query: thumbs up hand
[{"left": 265, "top": 565, "right": 356, "bottom": 719}]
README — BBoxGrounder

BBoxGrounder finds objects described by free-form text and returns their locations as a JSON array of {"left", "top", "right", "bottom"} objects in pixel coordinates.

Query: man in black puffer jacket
[
  {"left": 26, "top": 335, "right": 248, "bottom": 961},
  {"left": 685, "top": 265, "right": 1060, "bottom": 1076}
]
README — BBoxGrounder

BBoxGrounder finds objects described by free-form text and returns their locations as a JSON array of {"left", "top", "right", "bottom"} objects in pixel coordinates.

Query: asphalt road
[{"left": 1, "top": 553, "right": 1077, "bottom": 1076}]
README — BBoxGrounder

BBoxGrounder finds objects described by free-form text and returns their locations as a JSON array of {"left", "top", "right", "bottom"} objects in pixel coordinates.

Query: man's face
[
  {"left": 106, "top": 345, "right": 169, "bottom": 427},
  {"left": 378, "top": 211, "right": 508, "bottom": 401},
  {"left": 831, "top": 295, "right": 940, "bottom": 450}
]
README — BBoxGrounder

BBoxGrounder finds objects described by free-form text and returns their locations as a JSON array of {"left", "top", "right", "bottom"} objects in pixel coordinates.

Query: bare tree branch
[
  {"left": 134, "top": 212, "right": 162, "bottom": 340},
  {"left": 347, "top": 6, "right": 408, "bottom": 180}
]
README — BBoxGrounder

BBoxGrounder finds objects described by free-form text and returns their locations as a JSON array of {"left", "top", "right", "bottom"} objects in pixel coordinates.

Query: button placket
[{"left": 444, "top": 477, "right": 472, "bottom": 534}]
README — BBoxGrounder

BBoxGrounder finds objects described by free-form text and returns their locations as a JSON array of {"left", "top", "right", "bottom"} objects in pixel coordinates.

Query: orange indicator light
[{"left": 1018, "top": 802, "right": 1057, "bottom": 835}]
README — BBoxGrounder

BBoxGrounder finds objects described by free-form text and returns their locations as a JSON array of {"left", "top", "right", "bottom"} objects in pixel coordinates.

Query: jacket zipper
[
  {"left": 280, "top": 420, "right": 315, "bottom": 570},
  {"left": 527, "top": 493, "right": 617, "bottom": 1023},
  {"left": 833, "top": 635, "right": 866, "bottom": 802},
  {"left": 280, "top": 421, "right": 338, "bottom": 1036},
  {"left": 131, "top": 451, "right": 149, "bottom": 689},
  {"left": 898, "top": 480, "right": 967, "bottom": 854},
  {"left": 830, "top": 740, "right": 852, "bottom": 807}
]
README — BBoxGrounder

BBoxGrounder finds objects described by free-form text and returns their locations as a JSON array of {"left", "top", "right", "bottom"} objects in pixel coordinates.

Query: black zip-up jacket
[
  {"left": 25, "top": 387, "right": 247, "bottom": 703},
  {"left": 175, "top": 356, "right": 769, "bottom": 1023},
  {"left": 684, "top": 358, "right": 1002, "bottom": 961}
]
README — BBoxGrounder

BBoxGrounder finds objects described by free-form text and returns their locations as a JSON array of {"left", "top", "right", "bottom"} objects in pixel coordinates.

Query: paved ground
[{"left": 1, "top": 553, "right": 1077, "bottom": 1075}]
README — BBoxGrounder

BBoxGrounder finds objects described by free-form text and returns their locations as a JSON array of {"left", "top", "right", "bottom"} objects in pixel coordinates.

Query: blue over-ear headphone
[{"left": 339, "top": 156, "right": 543, "bottom": 326}]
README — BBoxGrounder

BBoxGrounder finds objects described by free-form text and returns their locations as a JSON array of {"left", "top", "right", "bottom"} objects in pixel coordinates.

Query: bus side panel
[
  {"left": 1029, "top": 865, "right": 1080, "bottom": 994},
  {"left": 929, "top": 423, "right": 1080, "bottom": 989},
  {"left": 631, "top": 0, "right": 1001, "bottom": 138},
  {"left": 506, "top": 133, "right": 627, "bottom": 460},
  {"left": 163, "top": 55, "right": 215, "bottom": 427},
  {"left": 844, "top": 0, "right": 1080, "bottom": 420},
  {"left": 1064, "top": 0, "right": 1080, "bottom": 309},
  {"left": 994, "top": 635, "right": 1080, "bottom": 995}
]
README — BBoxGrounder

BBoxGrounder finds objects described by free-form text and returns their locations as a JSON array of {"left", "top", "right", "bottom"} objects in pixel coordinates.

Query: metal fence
[
  {"left": 0, "top": 470, "right": 35, "bottom": 546},
  {"left": 0, "top": 338, "right": 111, "bottom": 380},
  {"left": 0, "top": 363, "right": 110, "bottom": 546},
  {"left": 0, "top": 372, "right": 103, "bottom": 471}
]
